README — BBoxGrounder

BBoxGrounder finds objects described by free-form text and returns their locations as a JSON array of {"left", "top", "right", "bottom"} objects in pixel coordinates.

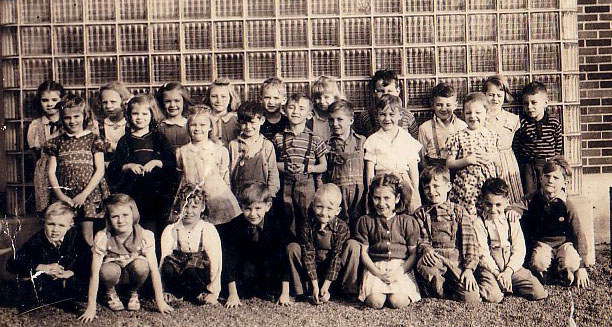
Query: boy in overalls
[{"left": 273, "top": 93, "right": 328, "bottom": 239}]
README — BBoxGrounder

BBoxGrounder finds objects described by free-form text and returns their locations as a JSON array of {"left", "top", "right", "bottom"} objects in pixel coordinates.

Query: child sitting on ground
[
  {"left": 520, "top": 156, "right": 591, "bottom": 288},
  {"left": 7, "top": 201, "right": 91, "bottom": 310},
  {"left": 283, "top": 184, "right": 361, "bottom": 305},
  {"left": 474, "top": 178, "right": 548, "bottom": 303},
  {"left": 160, "top": 183, "right": 222, "bottom": 305},
  {"left": 414, "top": 165, "right": 480, "bottom": 303}
]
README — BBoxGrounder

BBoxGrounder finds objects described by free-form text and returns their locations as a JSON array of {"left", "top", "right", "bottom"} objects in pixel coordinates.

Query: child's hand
[
  {"left": 156, "top": 299, "right": 174, "bottom": 314},
  {"left": 575, "top": 268, "right": 591, "bottom": 289},
  {"left": 36, "top": 263, "right": 64, "bottom": 275},
  {"left": 496, "top": 270, "right": 513, "bottom": 292},
  {"left": 53, "top": 269, "right": 74, "bottom": 280},
  {"left": 225, "top": 294, "right": 242, "bottom": 308},
  {"left": 422, "top": 250, "right": 440, "bottom": 267},
  {"left": 124, "top": 163, "right": 145, "bottom": 175},
  {"left": 72, "top": 193, "right": 88, "bottom": 208},
  {"left": 143, "top": 160, "right": 163, "bottom": 173},
  {"left": 286, "top": 163, "right": 305, "bottom": 174},
  {"left": 276, "top": 292, "right": 293, "bottom": 306},
  {"left": 200, "top": 293, "right": 219, "bottom": 305},
  {"left": 78, "top": 306, "right": 97, "bottom": 323},
  {"left": 461, "top": 269, "right": 478, "bottom": 292},
  {"left": 319, "top": 288, "right": 331, "bottom": 303},
  {"left": 311, "top": 281, "right": 321, "bottom": 304},
  {"left": 505, "top": 209, "right": 521, "bottom": 223},
  {"left": 56, "top": 194, "right": 75, "bottom": 207}
]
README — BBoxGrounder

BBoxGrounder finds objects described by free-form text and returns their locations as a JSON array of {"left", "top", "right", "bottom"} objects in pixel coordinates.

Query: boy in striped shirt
[{"left": 512, "top": 82, "right": 563, "bottom": 195}]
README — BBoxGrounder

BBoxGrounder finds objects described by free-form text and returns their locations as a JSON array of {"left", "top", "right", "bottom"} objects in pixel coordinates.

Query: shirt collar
[
  {"left": 542, "top": 189, "right": 567, "bottom": 203},
  {"left": 161, "top": 117, "right": 187, "bottom": 127},
  {"left": 217, "top": 112, "right": 235, "bottom": 123},
  {"left": 433, "top": 114, "right": 457, "bottom": 126},
  {"left": 283, "top": 125, "right": 313, "bottom": 136},
  {"left": 104, "top": 117, "right": 127, "bottom": 127},
  {"left": 312, "top": 110, "right": 327, "bottom": 122},
  {"left": 65, "top": 129, "right": 92, "bottom": 138}
]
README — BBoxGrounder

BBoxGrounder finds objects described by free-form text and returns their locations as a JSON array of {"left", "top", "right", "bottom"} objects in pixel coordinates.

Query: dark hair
[
  {"left": 237, "top": 182, "right": 273, "bottom": 205},
  {"left": 375, "top": 94, "right": 403, "bottom": 114},
  {"left": 327, "top": 99, "right": 354, "bottom": 117},
  {"left": 126, "top": 94, "right": 166, "bottom": 130},
  {"left": 172, "top": 183, "right": 207, "bottom": 220},
  {"left": 521, "top": 81, "right": 547, "bottom": 98},
  {"left": 155, "top": 82, "right": 194, "bottom": 117},
  {"left": 57, "top": 93, "right": 97, "bottom": 130},
  {"left": 430, "top": 83, "right": 456, "bottom": 102},
  {"left": 368, "top": 70, "right": 399, "bottom": 93},
  {"left": 367, "top": 174, "right": 410, "bottom": 216},
  {"left": 35, "top": 81, "right": 66, "bottom": 116},
  {"left": 542, "top": 155, "right": 572, "bottom": 180},
  {"left": 237, "top": 101, "right": 265, "bottom": 123},
  {"left": 480, "top": 178, "right": 510, "bottom": 200},
  {"left": 286, "top": 93, "right": 312, "bottom": 111},
  {"left": 482, "top": 75, "right": 514, "bottom": 103},
  {"left": 260, "top": 77, "right": 286, "bottom": 98},
  {"left": 420, "top": 164, "right": 451, "bottom": 187}
]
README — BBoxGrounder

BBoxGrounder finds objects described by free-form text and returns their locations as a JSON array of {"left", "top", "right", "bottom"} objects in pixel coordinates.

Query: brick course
[{"left": 579, "top": 0, "right": 612, "bottom": 174}]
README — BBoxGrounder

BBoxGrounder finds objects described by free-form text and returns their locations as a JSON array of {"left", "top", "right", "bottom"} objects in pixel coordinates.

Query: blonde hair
[
  {"left": 313, "top": 184, "right": 342, "bottom": 207},
  {"left": 45, "top": 201, "right": 75, "bottom": 222},
  {"left": 312, "top": 76, "right": 344, "bottom": 101}
]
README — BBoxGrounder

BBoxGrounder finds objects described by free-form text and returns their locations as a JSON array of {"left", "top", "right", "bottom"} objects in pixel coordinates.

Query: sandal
[
  {"left": 127, "top": 292, "right": 140, "bottom": 311},
  {"left": 164, "top": 292, "right": 181, "bottom": 304},
  {"left": 106, "top": 289, "right": 124, "bottom": 311}
]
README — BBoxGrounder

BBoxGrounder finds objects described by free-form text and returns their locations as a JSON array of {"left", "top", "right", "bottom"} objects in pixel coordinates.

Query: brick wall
[{"left": 579, "top": 0, "right": 612, "bottom": 174}]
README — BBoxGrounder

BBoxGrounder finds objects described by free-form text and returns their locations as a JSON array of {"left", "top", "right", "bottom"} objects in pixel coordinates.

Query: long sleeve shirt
[
  {"left": 299, "top": 215, "right": 350, "bottom": 282},
  {"left": 512, "top": 112, "right": 563, "bottom": 162},
  {"left": 354, "top": 214, "right": 419, "bottom": 262},
  {"left": 473, "top": 216, "right": 526, "bottom": 276}
]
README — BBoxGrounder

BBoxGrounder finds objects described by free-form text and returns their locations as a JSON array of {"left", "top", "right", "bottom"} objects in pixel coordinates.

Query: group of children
[{"left": 8, "top": 70, "right": 592, "bottom": 320}]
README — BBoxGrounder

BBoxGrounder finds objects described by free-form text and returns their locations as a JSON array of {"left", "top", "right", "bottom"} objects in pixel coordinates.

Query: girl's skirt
[
  {"left": 33, "top": 154, "right": 50, "bottom": 213},
  {"left": 359, "top": 259, "right": 421, "bottom": 303},
  {"left": 495, "top": 148, "right": 524, "bottom": 204}
]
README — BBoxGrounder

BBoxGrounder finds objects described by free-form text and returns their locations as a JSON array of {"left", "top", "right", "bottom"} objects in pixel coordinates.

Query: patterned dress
[
  {"left": 44, "top": 132, "right": 109, "bottom": 218},
  {"left": 446, "top": 128, "right": 499, "bottom": 216},
  {"left": 27, "top": 116, "right": 62, "bottom": 212}
]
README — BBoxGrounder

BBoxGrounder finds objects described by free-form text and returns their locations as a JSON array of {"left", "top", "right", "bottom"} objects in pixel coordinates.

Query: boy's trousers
[{"left": 477, "top": 267, "right": 548, "bottom": 303}]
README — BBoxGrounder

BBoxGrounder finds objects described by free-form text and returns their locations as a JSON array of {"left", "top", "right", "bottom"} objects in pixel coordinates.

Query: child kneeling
[
  {"left": 79, "top": 194, "right": 172, "bottom": 322},
  {"left": 355, "top": 174, "right": 421, "bottom": 309},
  {"left": 283, "top": 184, "right": 360, "bottom": 304},
  {"left": 160, "top": 183, "right": 222, "bottom": 304}
]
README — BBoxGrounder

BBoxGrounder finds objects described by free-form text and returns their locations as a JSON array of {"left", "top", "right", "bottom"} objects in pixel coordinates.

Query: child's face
[
  {"left": 261, "top": 88, "right": 285, "bottom": 114},
  {"left": 40, "top": 91, "right": 61, "bottom": 119},
  {"left": 108, "top": 205, "right": 134, "bottom": 235},
  {"left": 431, "top": 96, "right": 457, "bottom": 122},
  {"left": 423, "top": 176, "right": 451, "bottom": 205},
  {"left": 372, "top": 186, "right": 400, "bottom": 218},
  {"left": 463, "top": 101, "right": 487, "bottom": 130},
  {"left": 188, "top": 114, "right": 211, "bottom": 142},
  {"left": 373, "top": 80, "right": 400, "bottom": 100},
  {"left": 182, "top": 198, "right": 204, "bottom": 226},
  {"left": 376, "top": 106, "right": 400, "bottom": 132},
  {"left": 284, "top": 98, "right": 312, "bottom": 126},
  {"left": 209, "top": 85, "right": 231, "bottom": 114},
  {"left": 101, "top": 89, "right": 124, "bottom": 120},
  {"left": 312, "top": 196, "right": 341, "bottom": 226},
  {"left": 239, "top": 115, "right": 265, "bottom": 138},
  {"left": 314, "top": 93, "right": 336, "bottom": 113},
  {"left": 130, "top": 103, "right": 152, "bottom": 131},
  {"left": 44, "top": 213, "right": 73, "bottom": 244},
  {"left": 163, "top": 89, "right": 184, "bottom": 118},
  {"left": 241, "top": 201, "right": 272, "bottom": 226},
  {"left": 482, "top": 193, "right": 509, "bottom": 221},
  {"left": 485, "top": 85, "right": 505, "bottom": 112},
  {"left": 541, "top": 167, "right": 567, "bottom": 198},
  {"left": 328, "top": 110, "right": 353, "bottom": 137},
  {"left": 522, "top": 92, "right": 547, "bottom": 121},
  {"left": 61, "top": 107, "right": 85, "bottom": 134}
]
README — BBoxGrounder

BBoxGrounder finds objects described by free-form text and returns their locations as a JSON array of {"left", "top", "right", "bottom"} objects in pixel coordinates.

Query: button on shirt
[
  {"left": 355, "top": 214, "right": 419, "bottom": 262},
  {"left": 474, "top": 216, "right": 526, "bottom": 275}
]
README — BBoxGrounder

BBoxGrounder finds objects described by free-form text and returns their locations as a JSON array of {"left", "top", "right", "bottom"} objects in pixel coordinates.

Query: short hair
[
  {"left": 260, "top": 77, "right": 286, "bottom": 98},
  {"left": 99, "top": 81, "right": 132, "bottom": 104},
  {"left": 420, "top": 164, "right": 451, "bottom": 186},
  {"left": 186, "top": 107, "right": 215, "bottom": 140},
  {"left": 480, "top": 178, "right": 510, "bottom": 200},
  {"left": 312, "top": 76, "right": 343, "bottom": 100},
  {"left": 482, "top": 75, "right": 514, "bottom": 103},
  {"left": 126, "top": 94, "right": 166, "bottom": 130},
  {"left": 203, "top": 78, "right": 241, "bottom": 112},
  {"left": 45, "top": 201, "right": 75, "bottom": 221},
  {"left": 430, "top": 83, "right": 456, "bottom": 102},
  {"left": 542, "top": 155, "right": 572, "bottom": 180},
  {"left": 463, "top": 92, "right": 488, "bottom": 107},
  {"left": 155, "top": 82, "right": 194, "bottom": 116},
  {"left": 104, "top": 193, "right": 141, "bottom": 228},
  {"left": 237, "top": 101, "right": 265, "bottom": 123},
  {"left": 35, "top": 81, "right": 66, "bottom": 116},
  {"left": 368, "top": 70, "right": 399, "bottom": 93},
  {"left": 286, "top": 93, "right": 313, "bottom": 111},
  {"left": 375, "top": 94, "right": 403, "bottom": 114},
  {"left": 172, "top": 183, "right": 207, "bottom": 218},
  {"left": 313, "top": 183, "right": 342, "bottom": 207},
  {"left": 237, "top": 182, "right": 273, "bottom": 205},
  {"left": 521, "top": 81, "right": 547, "bottom": 98},
  {"left": 327, "top": 99, "right": 354, "bottom": 117},
  {"left": 57, "top": 93, "right": 97, "bottom": 130},
  {"left": 367, "top": 174, "right": 410, "bottom": 215}
]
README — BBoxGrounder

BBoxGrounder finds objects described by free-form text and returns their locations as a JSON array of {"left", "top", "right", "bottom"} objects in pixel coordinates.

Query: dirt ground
[{"left": 1, "top": 246, "right": 611, "bottom": 327}]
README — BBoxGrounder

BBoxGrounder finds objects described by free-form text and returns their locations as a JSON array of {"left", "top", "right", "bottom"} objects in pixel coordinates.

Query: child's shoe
[
  {"left": 106, "top": 289, "right": 124, "bottom": 311},
  {"left": 126, "top": 292, "right": 140, "bottom": 311}
]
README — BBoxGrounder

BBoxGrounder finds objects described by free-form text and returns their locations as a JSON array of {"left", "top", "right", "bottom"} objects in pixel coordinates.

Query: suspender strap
[
  {"left": 303, "top": 133, "right": 313, "bottom": 172},
  {"left": 431, "top": 121, "right": 442, "bottom": 159}
]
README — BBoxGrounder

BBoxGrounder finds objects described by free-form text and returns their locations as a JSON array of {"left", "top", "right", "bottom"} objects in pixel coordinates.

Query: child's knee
[
  {"left": 365, "top": 293, "right": 386, "bottom": 309},
  {"left": 528, "top": 284, "right": 549, "bottom": 301},
  {"left": 100, "top": 263, "right": 122, "bottom": 286},
  {"left": 127, "top": 258, "right": 150, "bottom": 278},
  {"left": 342, "top": 239, "right": 361, "bottom": 260},
  {"left": 286, "top": 242, "right": 301, "bottom": 259},
  {"left": 480, "top": 285, "right": 503, "bottom": 304},
  {"left": 529, "top": 243, "right": 553, "bottom": 273},
  {"left": 388, "top": 294, "right": 411, "bottom": 308},
  {"left": 461, "top": 289, "right": 482, "bottom": 303},
  {"left": 556, "top": 243, "right": 581, "bottom": 273}
]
